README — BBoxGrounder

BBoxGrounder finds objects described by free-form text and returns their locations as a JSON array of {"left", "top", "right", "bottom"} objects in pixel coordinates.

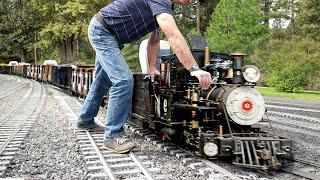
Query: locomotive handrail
[{"left": 173, "top": 103, "right": 216, "bottom": 111}]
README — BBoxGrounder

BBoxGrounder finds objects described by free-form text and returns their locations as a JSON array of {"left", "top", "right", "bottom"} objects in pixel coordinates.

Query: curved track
[
  {"left": 0, "top": 79, "right": 46, "bottom": 176},
  {"left": 0, "top": 81, "right": 34, "bottom": 125},
  {"left": 0, "top": 75, "right": 28, "bottom": 100}
]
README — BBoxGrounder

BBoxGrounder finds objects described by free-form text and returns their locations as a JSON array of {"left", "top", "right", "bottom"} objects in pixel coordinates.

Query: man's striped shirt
[{"left": 99, "top": 0, "right": 173, "bottom": 44}]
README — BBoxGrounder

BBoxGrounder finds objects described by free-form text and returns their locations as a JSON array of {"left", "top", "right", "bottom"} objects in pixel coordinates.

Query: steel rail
[
  {"left": 281, "top": 156, "right": 320, "bottom": 180},
  {"left": 0, "top": 82, "right": 34, "bottom": 125},
  {"left": 86, "top": 131, "right": 117, "bottom": 180},
  {"left": 127, "top": 122, "right": 242, "bottom": 180},
  {"left": 0, "top": 77, "right": 28, "bottom": 99},
  {"left": 265, "top": 101, "right": 320, "bottom": 111},
  {"left": 202, "top": 159, "right": 242, "bottom": 180},
  {"left": 260, "top": 119, "right": 320, "bottom": 138},
  {"left": 129, "top": 152, "right": 155, "bottom": 180},
  {"left": 0, "top": 84, "right": 27, "bottom": 99},
  {"left": 266, "top": 104, "right": 320, "bottom": 113},
  {"left": 0, "top": 82, "right": 44, "bottom": 155},
  {"left": 281, "top": 167, "right": 319, "bottom": 180},
  {"left": 283, "top": 156, "right": 320, "bottom": 169},
  {"left": 267, "top": 111, "right": 320, "bottom": 124},
  {"left": 56, "top": 90, "right": 157, "bottom": 179},
  {"left": 58, "top": 93, "right": 116, "bottom": 180}
]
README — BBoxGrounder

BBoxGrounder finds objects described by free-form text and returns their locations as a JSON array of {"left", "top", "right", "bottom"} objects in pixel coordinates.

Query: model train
[{"left": 0, "top": 37, "right": 292, "bottom": 170}]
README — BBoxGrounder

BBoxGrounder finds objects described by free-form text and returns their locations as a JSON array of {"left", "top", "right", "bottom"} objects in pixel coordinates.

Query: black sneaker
[
  {"left": 76, "top": 121, "right": 105, "bottom": 132},
  {"left": 102, "top": 135, "right": 135, "bottom": 153}
]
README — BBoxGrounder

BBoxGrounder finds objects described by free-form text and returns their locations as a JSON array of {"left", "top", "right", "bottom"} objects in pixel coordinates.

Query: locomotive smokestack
[{"left": 230, "top": 52, "right": 245, "bottom": 84}]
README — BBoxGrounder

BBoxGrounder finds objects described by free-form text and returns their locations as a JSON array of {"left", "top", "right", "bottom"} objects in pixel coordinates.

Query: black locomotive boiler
[{"left": 131, "top": 38, "right": 292, "bottom": 170}]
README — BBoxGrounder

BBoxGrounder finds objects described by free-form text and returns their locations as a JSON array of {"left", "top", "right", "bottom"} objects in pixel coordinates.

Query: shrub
[{"left": 254, "top": 39, "right": 320, "bottom": 92}]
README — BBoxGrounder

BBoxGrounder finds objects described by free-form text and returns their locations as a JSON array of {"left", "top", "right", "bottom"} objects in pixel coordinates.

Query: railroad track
[
  {"left": 0, "top": 76, "right": 28, "bottom": 100},
  {"left": 259, "top": 103, "right": 320, "bottom": 179},
  {"left": 0, "top": 82, "right": 34, "bottom": 125},
  {"left": 259, "top": 103, "right": 320, "bottom": 138},
  {"left": 128, "top": 122, "right": 320, "bottom": 180},
  {"left": 0, "top": 80, "right": 46, "bottom": 176},
  {"left": 52, "top": 88, "right": 167, "bottom": 180},
  {"left": 265, "top": 102, "right": 320, "bottom": 123},
  {"left": 281, "top": 156, "right": 320, "bottom": 180},
  {"left": 126, "top": 123, "right": 242, "bottom": 180},
  {"left": 267, "top": 110, "right": 320, "bottom": 124}
]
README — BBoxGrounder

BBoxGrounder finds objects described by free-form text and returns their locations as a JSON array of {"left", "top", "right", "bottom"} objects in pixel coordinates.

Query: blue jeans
[{"left": 78, "top": 16, "right": 134, "bottom": 138}]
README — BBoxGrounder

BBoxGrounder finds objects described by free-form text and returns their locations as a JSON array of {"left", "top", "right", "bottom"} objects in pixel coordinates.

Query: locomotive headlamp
[
  {"left": 203, "top": 142, "right": 218, "bottom": 157},
  {"left": 243, "top": 65, "right": 261, "bottom": 83}
]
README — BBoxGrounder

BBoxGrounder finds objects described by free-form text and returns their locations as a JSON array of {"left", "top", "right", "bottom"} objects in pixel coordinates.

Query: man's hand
[
  {"left": 190, "top": 70, "right": 211, "bottom": 90},
  {"left": 150, "top": 68, "right": 160, "bottom": 82}
]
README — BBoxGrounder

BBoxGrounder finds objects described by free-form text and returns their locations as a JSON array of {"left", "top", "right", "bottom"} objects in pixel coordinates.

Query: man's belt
[{"left": 96, "top": 12, "right": 114, "bottom": 34}]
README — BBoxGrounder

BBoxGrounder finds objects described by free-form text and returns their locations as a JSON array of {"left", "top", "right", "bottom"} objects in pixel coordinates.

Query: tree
[
  {"left": 0, "top": 0, "right": 40, "bottom": 63},
  {"left": 33, "top": 0, "right": 112, "bottom": 64},
  {"left": 262, "top": 39, "right": 320, "bottom": 92},
  {"left": 205, "top": 0, "right": 269, "bottom": 55},
  {"left": 295, "top": 0, "right": 320, "bottom": 41}
]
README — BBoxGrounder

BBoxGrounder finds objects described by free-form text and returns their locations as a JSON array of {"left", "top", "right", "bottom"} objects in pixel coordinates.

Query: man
[{"left": 77, "top": 0, "right": 211, "bottom": 154}]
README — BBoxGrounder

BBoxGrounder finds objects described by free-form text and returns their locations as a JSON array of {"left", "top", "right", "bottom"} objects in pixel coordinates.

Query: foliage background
[{"left": 0, "top": 0, "right": 319, "bottom": 92}]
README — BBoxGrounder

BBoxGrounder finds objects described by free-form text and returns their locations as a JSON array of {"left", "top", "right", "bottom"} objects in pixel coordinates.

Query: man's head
[{"left": 172, "top": 0, "right": 190, "bottom": 5}]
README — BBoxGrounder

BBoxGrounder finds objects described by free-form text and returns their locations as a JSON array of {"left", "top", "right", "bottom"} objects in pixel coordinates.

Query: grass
[{"left": 256, "top": 87, "right": 320, "bottom": 102}]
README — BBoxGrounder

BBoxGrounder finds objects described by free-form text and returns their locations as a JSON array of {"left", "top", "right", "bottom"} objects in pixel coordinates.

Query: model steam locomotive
[
  {"left": 131, "top": 36, "right": 292, "bottom": 170},
  {"left": 0, "top": 36, "right": 292, "bottom": 170}
]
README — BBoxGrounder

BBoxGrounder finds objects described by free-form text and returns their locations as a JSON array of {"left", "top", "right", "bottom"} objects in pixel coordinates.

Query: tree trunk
[
  {"left": 34, "top": 48, "right": 41, "bottom": 65},
  {"left": 65, "top": 37, "right": 74, "bottom": 63},
  {"left": 262, "top": 0, "right": 272, "bottom": 26},
  {"left": 34, "top": 34, "right": 41, "bottom": 64},
  {"left": 195, "top": 0, "right": 201, "bottom": 35},
  {"left": 290, "top": 1, "right": 296, "bottom": 35},
  {"left": 21, "top": 48, "right": 27, "bottom": 63},
  {"left": 76, "top": 37, "right": 80, "bottom": 55},
  {"left": 203, "top": 1, "right": 219, "bottom": 31},
  {"left": 59, "top": 40, "right": 66, "bottom": 63},
  {"left": 59, "top": 37, "right": 75, "bottom": 64}
]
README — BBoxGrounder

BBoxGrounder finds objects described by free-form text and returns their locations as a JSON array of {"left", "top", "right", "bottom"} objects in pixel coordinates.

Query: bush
[{"left": 254, "top": 39, "right": 320, "bottom": 92}]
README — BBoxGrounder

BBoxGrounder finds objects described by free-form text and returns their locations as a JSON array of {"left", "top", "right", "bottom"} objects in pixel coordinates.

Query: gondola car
[
  {"left": 51, "top": 65, "right": 72, "bottom": 89},
  {"left": 71, "top": 65, "right": 95, "bottom": 96},
  {"left": 0, "top": 65, "right": 11, "bottom": 74},
  {"left": 11, "top": 64, "right": 28, "bottom": 77}
]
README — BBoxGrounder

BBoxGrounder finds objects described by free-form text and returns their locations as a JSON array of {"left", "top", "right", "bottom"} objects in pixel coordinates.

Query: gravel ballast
[{"left": 4, "top": 86, "right": 87, "bottom": 179}]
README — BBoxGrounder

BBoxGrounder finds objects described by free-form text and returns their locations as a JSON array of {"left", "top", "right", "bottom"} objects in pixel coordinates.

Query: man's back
[{"left": 100, "top": 0, "right": 173, "bottom": 44}]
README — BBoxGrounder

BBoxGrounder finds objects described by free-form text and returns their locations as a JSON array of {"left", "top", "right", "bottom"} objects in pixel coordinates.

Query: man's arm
[
  {"left": 155, "top": 13, "right": 211, "bottom": 89},
  {"left": 147, "top": 31, "right": 160, "bottom": 76}
]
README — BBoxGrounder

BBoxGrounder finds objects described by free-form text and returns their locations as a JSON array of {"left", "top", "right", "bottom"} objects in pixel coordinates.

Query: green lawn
[{"left": 256, "top": 87, "right": 320, "bottom": 102}]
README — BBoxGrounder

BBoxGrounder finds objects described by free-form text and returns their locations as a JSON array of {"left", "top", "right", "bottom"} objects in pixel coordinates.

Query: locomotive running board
[{"left": 218, "top": 136, "right": 292, "bottom": 170}]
